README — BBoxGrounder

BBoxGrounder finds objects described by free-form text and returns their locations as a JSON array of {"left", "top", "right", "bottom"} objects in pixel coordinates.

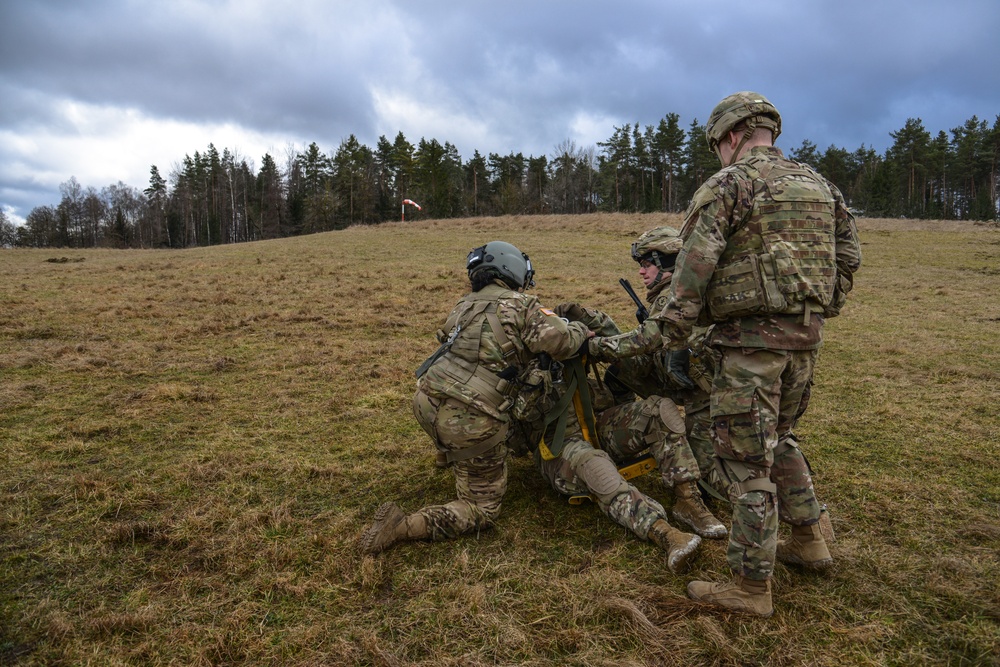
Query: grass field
[{"left": 1, "top": 213, "right": 998, "bottom": 666}]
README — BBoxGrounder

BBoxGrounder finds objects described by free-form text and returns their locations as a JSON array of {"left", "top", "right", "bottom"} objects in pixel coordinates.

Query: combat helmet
[
  {"left": 705, "top": 91, "right": 781, "bottom": 164},
  {"left": 467, "top": 241, "right": 535, "bottom": 290},
  {"left": 631, "top": 226, "right": 682, "bottom": 271}
]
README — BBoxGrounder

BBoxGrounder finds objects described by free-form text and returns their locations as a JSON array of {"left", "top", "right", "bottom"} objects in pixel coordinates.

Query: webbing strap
[
  {"left": 485, "top": 311, "right": 517, "bottom": 360},
  {"left": 539, "top": 373, "right": 579, "bottom": 461},
  {"left": 446, "top": 422, "right": 509, "bottom": 464},
  {"left": 699, "top": 479, "right": 729, "bottom": 503},
  {"left": 731, "top": 477, "right": 777, "bottom": 496},
  {"left": 570, "top": 357, "right": 597, "bottom": 445},
  {"left": 537, "top": 357, "right": 597, "bottom": 460}
]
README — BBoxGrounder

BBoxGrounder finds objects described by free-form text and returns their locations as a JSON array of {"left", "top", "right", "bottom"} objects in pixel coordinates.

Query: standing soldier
[
  {"left": 359, "top": 241, "right": 592, "bottom": 554},
  {"left": 652, "top": 92, "right": 862, "bottom": 616}
]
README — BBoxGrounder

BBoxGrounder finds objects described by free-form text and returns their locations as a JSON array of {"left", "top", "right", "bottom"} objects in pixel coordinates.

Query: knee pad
[
  {"left": 577, "top": 449, "right": 626, "bottom": 498},
  {"left": 657, "top": 398, "right": 686, "bottom": 434}
]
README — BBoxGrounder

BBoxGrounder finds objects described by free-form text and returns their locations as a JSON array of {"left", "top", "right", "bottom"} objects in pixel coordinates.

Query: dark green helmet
[
  {"left": 467, "top": 241, "right": 535, "bottom": 290},
  {"left": 705, "top": 91, "right": 782, "bottom": 151}
]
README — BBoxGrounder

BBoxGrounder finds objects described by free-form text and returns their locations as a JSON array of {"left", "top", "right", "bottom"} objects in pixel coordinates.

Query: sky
[{"left": 2, "top": 0, "right": 1000, "bottom": 225}]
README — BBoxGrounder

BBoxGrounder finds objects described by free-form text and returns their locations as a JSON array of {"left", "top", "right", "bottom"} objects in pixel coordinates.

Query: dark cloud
[{"left": 2, "top": 0, "right": 999, "bottom": 222}]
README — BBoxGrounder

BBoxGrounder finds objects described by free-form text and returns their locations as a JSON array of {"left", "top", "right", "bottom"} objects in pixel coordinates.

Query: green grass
[{"left": 1, "top": 214, "right": 998, "bottom": 665}]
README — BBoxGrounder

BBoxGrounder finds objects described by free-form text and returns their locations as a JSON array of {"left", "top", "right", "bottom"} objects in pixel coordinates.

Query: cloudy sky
[{"left": 2, "top": 0, "right": 999, "bottom": 224}]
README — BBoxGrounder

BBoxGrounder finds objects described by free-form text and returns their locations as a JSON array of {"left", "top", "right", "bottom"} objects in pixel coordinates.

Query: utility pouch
[
  {"left": 511, "top": 362, "right": 553, "bottom": 422},
  {"left": 705, "top": 255, "right": 762, "bottom": 319}
]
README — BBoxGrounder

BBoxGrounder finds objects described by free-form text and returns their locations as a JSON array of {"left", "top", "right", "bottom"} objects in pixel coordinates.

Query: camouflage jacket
[
  {"left": 652, "top": 146, "right": 861, "bottom": 351},
  {"left": 559, "top": 300, "right": 696, "bottom": 402}
]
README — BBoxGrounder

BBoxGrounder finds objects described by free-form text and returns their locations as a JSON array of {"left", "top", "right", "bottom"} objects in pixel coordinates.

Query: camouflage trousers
[
  {"left": 535, "top": 438, "right": 667, "bottom": 541},
  {"left": 710, "top": 346, "right": 823, "bottom": 580},
  {"left": 596, "top": 396, "right": 701, "bottom": 487},
  {"left": 532, "top": 395, "right": 700, "bottom": 540},
  {"left": 412, "top": 390, "right": 508, "bottom": 541},
  {"left": 685, "top": 399, "right": 725, "bottom": 497}
]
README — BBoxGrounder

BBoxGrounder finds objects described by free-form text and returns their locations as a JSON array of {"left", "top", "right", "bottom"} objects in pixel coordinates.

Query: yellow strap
[
  {"left": 538, "top": 437, "right": 557, "bottom": 461},
  {"left": 616, "top": 454, "right": 657, "bottom": 481}
]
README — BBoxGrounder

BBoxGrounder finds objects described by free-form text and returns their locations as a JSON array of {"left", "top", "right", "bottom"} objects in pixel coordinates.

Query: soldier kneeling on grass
[{"left": 359, "top": 241, "right": 592, "bottom": 554}]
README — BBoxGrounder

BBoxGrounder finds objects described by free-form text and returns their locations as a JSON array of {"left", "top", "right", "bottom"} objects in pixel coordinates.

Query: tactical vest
[
  {"left": 703, "top": 153, "right": 838, "bottom": 323},
  {"left": 417, "top": 284, "right": 520, "bottom": 420}
]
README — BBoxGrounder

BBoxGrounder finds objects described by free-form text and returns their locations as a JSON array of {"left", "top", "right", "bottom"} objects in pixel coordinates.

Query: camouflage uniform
[
  {"left": 585, "top": 278, "right": 719, "bottom": 489},
  {"left": 410, "top": 281, "right": 591, "bottom": 541},
  {"left": 523, "top": 371, "right": 679, "bottom": 536},
  {"left": 571, "top": 302, "right": 710, "bottom": 490},
  {"left": 652, "top": 144, "right": 862, "bottom": 582},
  {"left": 518, "top": 356, "right": 701, "bottom": 570},
  {"left": 359, "top": 248, "right": 592, "bottom": 556},
  {"left": 511, "top": 303, "right": 713, "bottom": 542}
]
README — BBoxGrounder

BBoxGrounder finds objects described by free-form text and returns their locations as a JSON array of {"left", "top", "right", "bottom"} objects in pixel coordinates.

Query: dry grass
[{"left": 1, "top": 213, "right": 998, "bottom": 666}]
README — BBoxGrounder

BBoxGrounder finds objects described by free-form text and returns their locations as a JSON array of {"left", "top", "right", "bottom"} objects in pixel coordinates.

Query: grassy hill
[{"left": 1, "top": 213, "right": 998, "bottom": 666}]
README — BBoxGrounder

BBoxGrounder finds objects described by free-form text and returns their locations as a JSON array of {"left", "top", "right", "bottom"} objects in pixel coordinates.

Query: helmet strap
[
  {"left": 723, "top": 121, "right": 755, "bottom": 167},
  {"left": 723, "top": 116, "right": 775, "bottom": 167}
]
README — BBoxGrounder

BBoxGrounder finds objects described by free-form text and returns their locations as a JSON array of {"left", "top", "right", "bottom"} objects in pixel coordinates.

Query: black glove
[{"left": 665, "top": 348, "right": 694, "bottom": 390}]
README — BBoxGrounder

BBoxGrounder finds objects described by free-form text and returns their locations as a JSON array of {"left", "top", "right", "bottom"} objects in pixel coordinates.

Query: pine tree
[{"left": 143, "top": 165, "right": 169, "bottom": 247}]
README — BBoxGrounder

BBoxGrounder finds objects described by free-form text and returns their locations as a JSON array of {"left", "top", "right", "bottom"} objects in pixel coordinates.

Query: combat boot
[
  {"left": 358, "top": 503, "right": 430, "bottom": 555},
  {"left": 776, "top": 522, "right": 833, "bottom": 570},
  {"left": 672, "top": 481, "right": 728, "bottom": 539},
  {"left": 687, "top": 574, "right": 773, "bottom": 617},
  {"left": 648, "top": 519, "right": 701, "bottom": 574}
]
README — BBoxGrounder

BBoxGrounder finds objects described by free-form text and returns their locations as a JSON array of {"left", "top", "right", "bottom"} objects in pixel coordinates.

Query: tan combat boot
[
  {"left": 672, "top": 481, "right": 728, "bottom": 539},
  {"left": 687, "top": 574, "right": 773, "bottom": 617},
  {"left": 357, "top": 503, "right": 430, "bottom": 555},
  {"left": 648, "top": 519, "right": 701, "bottom": 574},
  {"left": 776, "top": 522, "right": 833, "bottom": 570}
]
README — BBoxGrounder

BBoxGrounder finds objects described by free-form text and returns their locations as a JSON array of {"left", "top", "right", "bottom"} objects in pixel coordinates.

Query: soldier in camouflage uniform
[
  {"left": 651, "top": 92, "right": 862, "bottom": 617},
  {"left": 359, "top": 241, "right": 592, "bottom": 554},
  {"left": 589, "top": 227, "right": 837, "bottom": 541},
  {"left": 512, "top": 337, "right": 702, "bottom": 574},
  {"left": 586, "top": 228, "right": 728, "bottom": 510},
  {"left": 558, "top": 271, "right": 727, "bottom": 541}
]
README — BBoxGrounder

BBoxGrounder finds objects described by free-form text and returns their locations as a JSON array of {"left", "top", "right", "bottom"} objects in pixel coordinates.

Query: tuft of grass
[{"left": 1, "top": 214, "right": 998, "bottom": 665}]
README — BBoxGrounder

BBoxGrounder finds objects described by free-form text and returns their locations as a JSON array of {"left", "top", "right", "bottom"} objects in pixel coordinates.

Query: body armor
[
  {"left": 702, "top": 153, "right": 838, "bottom": 323},
  {"left": 418, "top": 284, "right": 519, "bottom": 420}
]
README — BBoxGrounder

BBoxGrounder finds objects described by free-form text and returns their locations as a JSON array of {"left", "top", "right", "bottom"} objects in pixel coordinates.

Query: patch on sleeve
[{"left": 540, "top": 307, "right": 556, "bottom": 316}]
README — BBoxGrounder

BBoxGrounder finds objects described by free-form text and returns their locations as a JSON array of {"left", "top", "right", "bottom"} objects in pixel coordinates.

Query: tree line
[{"left": 5, "top": 112, "right": 999, "bottom": 249}]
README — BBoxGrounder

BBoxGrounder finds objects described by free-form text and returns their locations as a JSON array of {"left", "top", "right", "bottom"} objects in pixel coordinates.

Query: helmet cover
[
  {"left": 631, "top": 226, "right": 682, "bottom": 270},
  {"left": 705, "top": 91, "right": 782, "bottom": 150}
]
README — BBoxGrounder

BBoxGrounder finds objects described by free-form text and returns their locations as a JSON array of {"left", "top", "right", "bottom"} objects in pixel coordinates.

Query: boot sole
[
  {"left": 357, "top": 502, "right": 403, "bottom": 555},
  {"left": 668, "top": 534, "right": 701, "bottom": 574}
]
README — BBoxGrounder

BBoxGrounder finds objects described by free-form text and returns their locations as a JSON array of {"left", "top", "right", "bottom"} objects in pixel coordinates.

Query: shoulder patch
[{"left": 539, "top": 307, "right": 556, "bottom": 317}]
